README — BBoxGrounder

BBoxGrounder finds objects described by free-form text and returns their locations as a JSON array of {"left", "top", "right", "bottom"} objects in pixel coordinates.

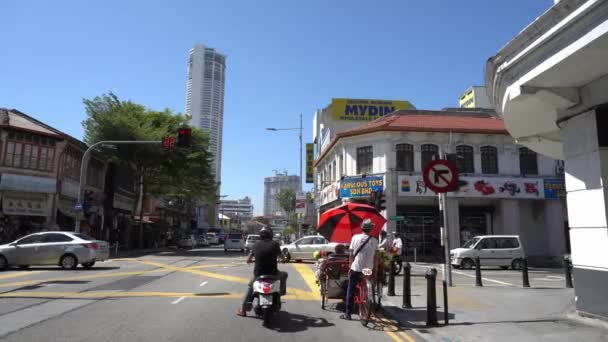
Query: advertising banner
[
  {"left": 306, "top": 143, "right": 314, "bottom": 183},
  {"left": 398, "top": 175, "right": 545, "bottom": 199},
  {"left": 331, "top": 98, "right": 414, "bottom": 122},
  {"left": 295, "top": 192, "right": 306, "bottom": 214},
  {"left": 543, "top": 178, "right": 566, "bottom": 199},
  {"left": 2, "top": 193, "right": 49, "bottom": 216},
  {"left": 340, "top": 175, "right": 384, "bottom": 198},
  {"left": 320, "top": 182, "right": 340, "bottom": 206}
]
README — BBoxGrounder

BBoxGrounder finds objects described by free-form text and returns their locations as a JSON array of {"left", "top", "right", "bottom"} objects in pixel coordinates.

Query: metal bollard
[
  {"left": 402, "top": 262, "right": 412, "bottom": 309},
  {"left": 425, "top": 268, "right": 438, "bottom": 327},
  {"left": 443, "top": 280, "right": 449, "bottom": 325},
  {"left": 388, "top": 260, "right": 396, "bottom": 296},
  {"left": 475, "top": 257, "right": 483, "bottom": 287},
  {"left": 522, "top": 258, "right": 531, "bottom": 288},
  {"left": 564, "top": 255, "right": 573, "bottom": 288}
]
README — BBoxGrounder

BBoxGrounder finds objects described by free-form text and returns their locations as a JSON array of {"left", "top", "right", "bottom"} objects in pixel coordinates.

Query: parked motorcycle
[
  {"left": 252, "top": 275, "right": 282, "bottom": 326},
  {"left": 391, "top": 255, "right": 403, "bottom": 275}
]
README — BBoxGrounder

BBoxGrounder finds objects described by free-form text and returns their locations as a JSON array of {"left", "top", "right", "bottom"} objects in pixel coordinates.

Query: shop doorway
[
  {"left": 459, "top": 207, "right": 493, "bottom": 246},
  {"left": 396, "top": 206, "right": 441, "bottom": 262}
]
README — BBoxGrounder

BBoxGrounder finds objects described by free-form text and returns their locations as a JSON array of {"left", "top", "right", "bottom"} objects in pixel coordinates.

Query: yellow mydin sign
[
  {"left": 331, "top": 98, "right": 414, "bottom": 122},
  {"left": 459, "top": 90, "right": 476, "bottom": 108},
  {"left": 305, "top": 143, "right": 314, "bottom": 183}
]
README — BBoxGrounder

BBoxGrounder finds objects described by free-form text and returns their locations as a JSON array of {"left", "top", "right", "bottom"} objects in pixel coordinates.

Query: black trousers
[{"left": 242, "top": 271, "right": 288, "bottom": 311}]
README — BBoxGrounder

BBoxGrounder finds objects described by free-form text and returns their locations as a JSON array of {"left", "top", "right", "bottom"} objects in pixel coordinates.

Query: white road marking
[
  {"left": 414, "top": 264, "right": 515, "bottom": 286},
  {"left": 171, "top": 296, "right": 186, "bottom": 304},
  {"left": 200, "top": 281, "right": 208, "bottom": 287}
]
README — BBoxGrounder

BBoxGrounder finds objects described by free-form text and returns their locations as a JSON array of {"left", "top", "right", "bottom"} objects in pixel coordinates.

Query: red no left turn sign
[{"left": 422, "top": 160, "right": 458, "bottom": 193}]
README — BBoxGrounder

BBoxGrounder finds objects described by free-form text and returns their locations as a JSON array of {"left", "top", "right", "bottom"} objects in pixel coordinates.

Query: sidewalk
[{"left": 381, "top": 263, "right": 608, "bottom": 342}]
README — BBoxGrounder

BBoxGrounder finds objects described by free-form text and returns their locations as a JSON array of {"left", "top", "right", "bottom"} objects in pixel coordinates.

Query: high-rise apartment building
[
  {"left": 263, "top": 171, "right": 300, "bottom": 217},
  {"left": 218, "top": 197, "right": 254, "bottom": 221},
  {"left": 185, "top": 44, "right": 226, "bottom": 185}
]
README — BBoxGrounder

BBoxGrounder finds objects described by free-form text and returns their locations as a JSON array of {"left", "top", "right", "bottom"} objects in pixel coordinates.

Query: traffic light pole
[
  {"left": 75, "top": 140, "right": 161, "bottom": 233},
  {"left": 438, "top": 149, "right": 453, "bottom": 287}
]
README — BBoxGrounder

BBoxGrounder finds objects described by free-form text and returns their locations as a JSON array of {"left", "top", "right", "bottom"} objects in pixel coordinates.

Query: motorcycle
[{"left": 252, "top": 275, "right": 282, "bottom": 326}]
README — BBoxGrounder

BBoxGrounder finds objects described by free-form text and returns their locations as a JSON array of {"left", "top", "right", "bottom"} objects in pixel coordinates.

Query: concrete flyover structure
[{"left": 486, "top": 0, "right": 608, "bottom": 320}]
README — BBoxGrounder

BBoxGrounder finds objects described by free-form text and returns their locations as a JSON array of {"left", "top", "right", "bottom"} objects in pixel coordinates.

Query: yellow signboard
[
  {"left": 459, "top": 89, "right": 476, "bottom": 108},
  {"left": 305, "top": 143, "right": 314, "bottom": 183},
  {"left": 331, "top": 98, "right": 414, "bottom": 122}
]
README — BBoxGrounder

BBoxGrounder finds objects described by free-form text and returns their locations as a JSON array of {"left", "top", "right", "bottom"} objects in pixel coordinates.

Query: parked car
[
  {"left": 195, "top": 236, "right": 209, "bottom": 247},
  {"left": 224, "top": 233, "right": 245, "bottom": 252},
  {"left": 0, "top": 231, "right": 109, "bottom": 270},
  {"left": 281, "top": 236, "right": 338, "bottom": 262},
  {"left": 244, "top": 234, "right": 260, "bottom": 253},
  {"left": 207, "top": 233, "right": 219, "bottom": 245},
  {"left": 450, "top": 235, "right": 525, "bottom": 270},
  {"left": 178, "top": 235, "right": 196, "bottom": 249}
]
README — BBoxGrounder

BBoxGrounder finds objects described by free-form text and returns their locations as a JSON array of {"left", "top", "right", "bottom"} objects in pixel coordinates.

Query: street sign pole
[{"left": 438, "top": 150, "right": 453, "bottom": 287}]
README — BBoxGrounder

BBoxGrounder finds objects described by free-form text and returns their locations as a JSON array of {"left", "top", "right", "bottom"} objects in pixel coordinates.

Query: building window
[
  {"left": 4, "top": 132, "right": 56, "bottom": 172},
  {"left": 395, "top": 144, "right": 414, "bottom": 172},
  {"left": 455, "top": 145, "right": 474, "bottom": 173},
  {"left": 480, "top": 146, "right": 498, "bottom": 174},
  {"left": 420, "top": 144, "right": 439, "bottom": 170},
  {"left": 86, "top": 159, "right": 104, "bottom": 188},
  {"left": 62, "top": 149, "right": 82, "bottom": 181},
  {"left": 519, "top": 147, "right": 538, "bottom": 175},
  {"left": 356, "top": 146, "right": 373, "bottom": 175}
]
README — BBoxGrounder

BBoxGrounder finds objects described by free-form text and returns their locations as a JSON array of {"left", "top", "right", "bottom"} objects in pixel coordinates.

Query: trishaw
[{"left": 317, "top": 250, "right": 387, "bottom": 326}]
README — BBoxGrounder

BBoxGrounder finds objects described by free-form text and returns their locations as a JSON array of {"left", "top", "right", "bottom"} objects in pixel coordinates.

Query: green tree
[
  {"left": 82, "top": 93, "right": 216, "bottom": 247},
  {"left": 276, "top": 188, "right": 295, "bottom": 217}
]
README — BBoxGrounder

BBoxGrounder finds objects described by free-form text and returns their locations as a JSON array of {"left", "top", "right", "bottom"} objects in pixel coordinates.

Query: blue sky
[{"left": 0, "top": 0, "right": 551, "bottom": 215}]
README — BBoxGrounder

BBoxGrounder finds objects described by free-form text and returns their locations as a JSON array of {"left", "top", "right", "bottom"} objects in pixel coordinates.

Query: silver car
[{"left": 0, "top": 231, "right": 110, "bottom": 270}]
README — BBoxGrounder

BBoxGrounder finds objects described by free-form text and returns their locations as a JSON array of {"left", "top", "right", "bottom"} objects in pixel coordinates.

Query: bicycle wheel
[
  {"left": 320, "top": 280, "right": 327, "bottom": 309},
  {"left": 375, "top": 280, "right": 383, "bottom": 309},
  {"left": 358, "top": 279, "right": 373, "bottom": 326}
]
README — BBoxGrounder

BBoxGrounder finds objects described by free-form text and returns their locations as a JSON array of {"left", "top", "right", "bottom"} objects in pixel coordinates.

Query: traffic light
[
  {"left": 177, "top": 128, "right": 192, "bottom": 148},
  {"left": 162, "top": 136, "right": 177, "bottom": 150},
  {"left": 377, "top": 190, "right": 386, "bottom": 211},
  {"left": 372, "top": 190, "right": 386, "bottom": 211}
]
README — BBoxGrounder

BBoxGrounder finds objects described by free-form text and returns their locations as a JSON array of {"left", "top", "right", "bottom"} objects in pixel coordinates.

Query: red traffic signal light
[
  {"left": 162, "top": 136, "right": 177, "bottom": 150},
  {"left": 177, "top": 128, "right": 192, "bottom": 148}
]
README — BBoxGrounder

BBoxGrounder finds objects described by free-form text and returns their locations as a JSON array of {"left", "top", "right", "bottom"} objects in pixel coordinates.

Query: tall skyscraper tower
[
  {"left": 185, "top": 44, "right": 226, "bottom": 185},
  {"left": 263, "top": 171, "right": 301, "bottom": 217}
]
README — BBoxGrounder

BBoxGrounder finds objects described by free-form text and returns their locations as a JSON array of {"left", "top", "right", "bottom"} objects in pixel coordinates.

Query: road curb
[{"left": 380, "top": 300, "right": 431, "bottom": 342}]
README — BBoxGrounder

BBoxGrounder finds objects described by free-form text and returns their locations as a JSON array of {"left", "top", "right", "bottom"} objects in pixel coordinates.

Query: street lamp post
[
  {"left": 75, "top": 140, "right": 161, "bottom": 233},
  {"left": 266, "top": 113, "right": 304, "bottom": 237}
]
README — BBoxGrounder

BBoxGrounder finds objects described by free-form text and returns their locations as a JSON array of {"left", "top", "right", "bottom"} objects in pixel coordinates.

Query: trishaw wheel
[
  {"left": 358, "top": 280, "right": 373, "bottom": 326},
  {"left": 320, "top": 281, "right": 326, "bottom": 309}
]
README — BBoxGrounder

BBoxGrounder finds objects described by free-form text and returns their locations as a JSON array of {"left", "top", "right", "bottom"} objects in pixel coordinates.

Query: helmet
[
  {"left": 392, "top": 231, "right": 399, "bottom": 237},
  {"left": 260, "top": 227, "right": 273, "bottom": 240},
  {"left": 361, "top": 218, "right": 375, "bottom": 231}
]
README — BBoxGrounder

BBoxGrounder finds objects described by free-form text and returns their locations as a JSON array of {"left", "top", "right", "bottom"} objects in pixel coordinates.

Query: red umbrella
[{"left": 317, "top": 202, "right": 386, "bottom": 244}]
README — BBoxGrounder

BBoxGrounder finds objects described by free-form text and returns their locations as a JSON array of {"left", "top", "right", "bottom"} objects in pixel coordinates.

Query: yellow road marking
[
  {"left": 292, "top": 263, "right": 321, "bottom": 300},
  {"left": 0, "top": 291, "right": 242, "bottom": 299},
  {"left": 0, "top": 271, "right": 47, "bottom": 280},
  {"left": 0, "top": 269, "right": 161, "bottom": 289},
  {"left": 185, "top": 263, "right": 239, "bottom": 269},
  {"left": 375, "top": 312, "right": 417, "bottom": 342},
  {"left": 136, "top": 260, "right": 319, "bottom": 300}
]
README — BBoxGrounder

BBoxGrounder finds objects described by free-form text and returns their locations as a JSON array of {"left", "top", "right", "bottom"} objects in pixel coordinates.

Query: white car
[
  {"left": 224, "top": 233, "right": 245, "bottom": 252},
  {"left": 244, "top": 234, "right": 260, "bottom": 253},
  {"left": 178, "top": 235, "right": 196, "bottom": 249},
  {"left": 207, "top": 233, "right": 219, "bottom": 245},
  {"left": 281, "top": 236, "right": 339, "bottom": 262},
  {"left": 450, "top": 235, "right": 525, "bottom": 270},
  {"left": 0, "top": 231, "right": 109, "bottom": 269}
]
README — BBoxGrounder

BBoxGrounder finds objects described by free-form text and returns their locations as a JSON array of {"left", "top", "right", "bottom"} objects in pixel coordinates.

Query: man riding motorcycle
[{"left": 236, "top": 227, "right": 287, "bottom": 317}]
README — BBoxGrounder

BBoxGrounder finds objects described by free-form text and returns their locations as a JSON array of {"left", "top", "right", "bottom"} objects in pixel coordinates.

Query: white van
[
  {"left": 224, "top": 233, "right": 245, "bottom": 252},
  {"left": 450, "top": 235, "right": 525, "bottom": 270}
]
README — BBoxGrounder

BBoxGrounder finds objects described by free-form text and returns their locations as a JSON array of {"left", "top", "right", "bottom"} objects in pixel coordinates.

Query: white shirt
[{"left": 349, "top": 233, "right": 378, "bottom": 272}]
